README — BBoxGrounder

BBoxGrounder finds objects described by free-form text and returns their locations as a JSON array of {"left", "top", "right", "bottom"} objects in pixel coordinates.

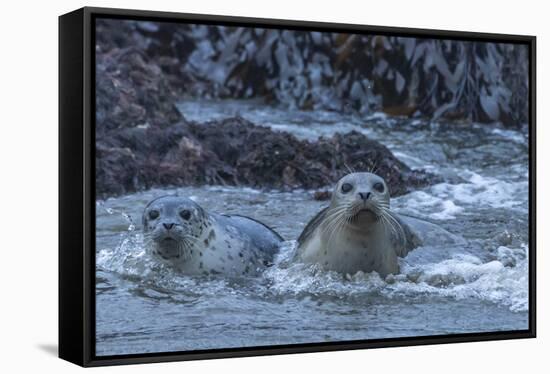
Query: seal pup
[
  {"left": 295, "top": 172, "right": 459, "bottom": 277},
  {"left": 142, "top": 195, "right": 284, "bottom": 276}
]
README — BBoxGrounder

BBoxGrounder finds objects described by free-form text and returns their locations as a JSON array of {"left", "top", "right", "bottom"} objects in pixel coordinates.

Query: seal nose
[
  {"left": 163, "top": 223, "right": 174, "bottom": 230},
  {"left": 358, "top": 192, "right": 372, "bottom": 201}
]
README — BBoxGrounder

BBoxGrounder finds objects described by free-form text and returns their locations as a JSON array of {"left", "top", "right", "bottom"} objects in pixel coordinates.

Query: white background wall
[{"left": 0, "top": 0, "right": 546, "bottom": 372}]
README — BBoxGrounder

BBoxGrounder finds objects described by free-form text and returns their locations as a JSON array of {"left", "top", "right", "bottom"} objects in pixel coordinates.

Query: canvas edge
[{"left": 59, "top": 7, "right": 86, "bottom": 367}]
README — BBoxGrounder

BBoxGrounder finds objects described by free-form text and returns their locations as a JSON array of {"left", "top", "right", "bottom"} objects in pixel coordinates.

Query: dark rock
[
  {"left": 96, "top": 117, "right": 440, "bottom": 198},
  {"left": 94, "top": 19, "right": 442, "bottom": 199},
  {"left": 95, "top": 47, "right": 182, "bottom": 134},
  {"left": 96, "top": 144, "right": 140, "bottom": 197},
  {"left": 313, "top": 191, "right": 332, "bottom": 201}
]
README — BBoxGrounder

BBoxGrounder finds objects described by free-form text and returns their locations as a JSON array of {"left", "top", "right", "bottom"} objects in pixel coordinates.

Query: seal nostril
[
  {"left": 163, "top": 223, "right": 174, "bottom": 230},
  {"left": 358, "top": 192, "right": 371, "bottom": 200}
]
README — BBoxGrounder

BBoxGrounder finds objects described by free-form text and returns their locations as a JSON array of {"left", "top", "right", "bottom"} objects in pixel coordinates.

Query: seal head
[
  {"left": 331, "top": 172, "right": 390, "bottom": 229},
  {"left": 143, "top": 195, "right": 207, "bottom": 261}
]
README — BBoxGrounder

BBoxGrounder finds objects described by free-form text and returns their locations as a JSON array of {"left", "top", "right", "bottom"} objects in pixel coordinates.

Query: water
[{"left": 95, "top": 100, "right": 529, "bottom": 356}]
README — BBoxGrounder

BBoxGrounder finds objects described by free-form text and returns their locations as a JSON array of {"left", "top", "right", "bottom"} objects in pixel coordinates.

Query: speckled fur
[{"left": 143, "top": 196, "right": 283, "bottom": 276}]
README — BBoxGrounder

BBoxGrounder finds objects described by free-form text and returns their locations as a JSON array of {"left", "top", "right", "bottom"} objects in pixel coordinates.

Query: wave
[{"left": 97, "top": 233, "right": 529, "bottom": 313}]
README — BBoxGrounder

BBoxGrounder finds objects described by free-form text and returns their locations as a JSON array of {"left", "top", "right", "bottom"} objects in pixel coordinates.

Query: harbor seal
[
  {"left": 142, "top": 195, "right": 284, "bottom": 276},
  {"left": 295, "top": 172, "right": 460, "bottom": 277}
]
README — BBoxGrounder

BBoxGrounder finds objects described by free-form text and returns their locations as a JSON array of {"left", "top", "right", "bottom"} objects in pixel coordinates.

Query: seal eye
[
  {"left": 373, "top": 182, "right": 385, "bottom": 193},
  {"left": 148, "top": 210, "right": 159, "bottom": 220},
  {"left": 180, "top": 210, "right": 191, "bottom": 220},
  {"left": 341, "top": 183, "right": 353, "bottom": 193}
]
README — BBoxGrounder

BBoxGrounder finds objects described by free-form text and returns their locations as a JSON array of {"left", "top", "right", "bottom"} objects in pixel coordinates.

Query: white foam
[
  {"left": 97, "top": 233, "right": 233, "bottom": 295},
  {"left": 396, "top": 169, "right": 528, "bottom": 221},
  {"left": 431, "top": 171, "right": 528, "bottom": 211},
  {"left": 393, "top": 244, "right": 529, "bottom": 312},
  {"left": 262, "top": 241, "right": 529, "bottom": 313},
  {"left": 97, "top": 231, "right": 528, "bottom": 313},
  {"left": 396, "top": 190, "right": 464, "bottom": 220},
  {"left": 391, "top": 151, "right": 436, "bottom": 171},
  {"left": 365, "top": 112, "right": 388, "bottom": 120},
  {"left": 491, "top": 128, "right": 526, "bottom": 144}
]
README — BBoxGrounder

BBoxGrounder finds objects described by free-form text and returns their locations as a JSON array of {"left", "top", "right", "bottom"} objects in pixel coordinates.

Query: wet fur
[
  {"left": 295, "top": 172, "right": 456, "bottom": 277},
  {"left": 143, "top": 196, "right": 283, "bottom": 276}
]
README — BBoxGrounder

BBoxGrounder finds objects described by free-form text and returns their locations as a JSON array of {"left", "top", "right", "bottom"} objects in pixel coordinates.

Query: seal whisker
[
  {"left": 334, "top": 215, "right": 348, "bottom": 244},
  {"left": 382, "top": 209, "right": 403, "bottom": 235},
  {"left": 381, "top": 208, "right": 406, "bottom": 245},
  {"left": 368, "top": 162, "right": 379, "bottom": 175},
  {"left": 322, "top": 206, "right": 348, "bottom": 245},
  {"left": 327, "top": 213, "right": 347, "bottom": 247},
  {"left": 181, "top": 234, "right": 199, "bottom": 247},
  {"left": 343, "top": 162, "right": 356, "bottom": 175},
  {"left": 322, "top": 206, "right": 348, "bottom": 228},
  {"left": 323, "top": 212, "right": 344, "bottom": 244},
  {"left": 380, "top": 213, "right": 398, "bottom": 240}
]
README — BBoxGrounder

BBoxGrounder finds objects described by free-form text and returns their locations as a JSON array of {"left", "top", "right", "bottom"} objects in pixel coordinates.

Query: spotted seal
[
  {"left": 295, "top": 172, "right": 461, "bottom": 277},
  {"left": 142, "top": 195, "right": 284, "bottom": 276}
]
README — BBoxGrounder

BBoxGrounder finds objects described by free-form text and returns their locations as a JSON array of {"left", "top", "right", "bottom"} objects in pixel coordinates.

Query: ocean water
[{"left": 95, "top": 100, "right": 529, "bottom": 355}]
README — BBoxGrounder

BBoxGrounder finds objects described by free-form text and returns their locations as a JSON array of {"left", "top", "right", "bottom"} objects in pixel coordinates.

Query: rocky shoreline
[
  {"left": 96, "top": 116, "right": 440, "bottom": 199},
  {"left": 95, "top": 22, "right": 442, "bottom": 199}
]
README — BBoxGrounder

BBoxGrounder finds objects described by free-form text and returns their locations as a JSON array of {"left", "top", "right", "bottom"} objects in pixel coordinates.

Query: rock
[
  {"left": 96, "top": 48, "right": 182, "bottom": 134},
  {"left": 93, "top": 20, "right": 441, "bottom": 199},
  {"left": 493, "top": 231, "right": 514, "bottom": 247},
  {"left": 313, "top": 190, "right": 332, "bottom": 201},
  {"left": 96, "top": 117, "right": 440, "bottom": 198},
  {"left": 95, "top": 144, "right": 139, "bottom": 197}
]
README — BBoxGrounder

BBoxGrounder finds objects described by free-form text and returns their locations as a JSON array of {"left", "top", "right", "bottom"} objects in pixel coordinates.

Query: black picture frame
[{"left": 59, "top": 6, "right": 537, "bottom": 367}]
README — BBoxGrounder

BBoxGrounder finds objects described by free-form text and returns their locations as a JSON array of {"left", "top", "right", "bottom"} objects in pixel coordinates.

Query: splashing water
[{"left": 96, "top": 101, "right": 529, "bottom": 356}]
